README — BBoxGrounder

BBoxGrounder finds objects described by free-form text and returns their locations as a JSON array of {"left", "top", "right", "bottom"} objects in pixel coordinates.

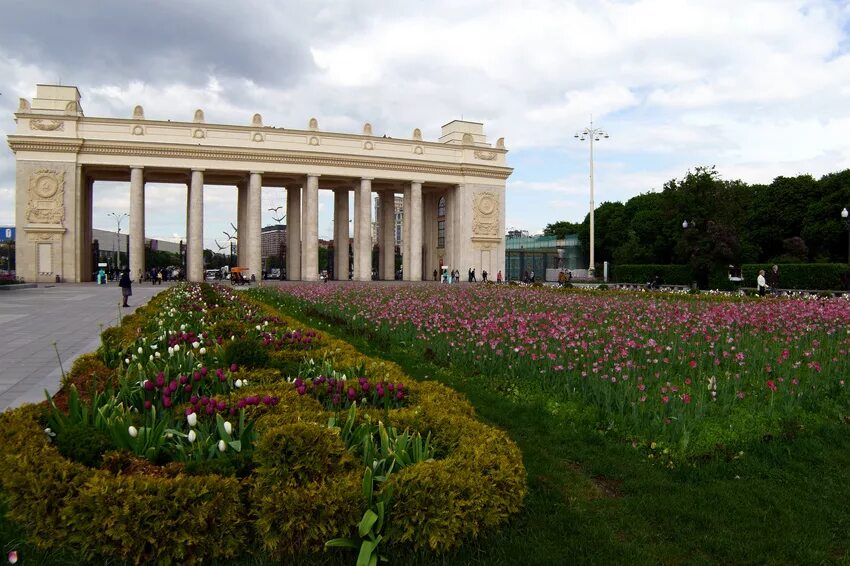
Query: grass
[
  {"left": 273, "top": 296, "right": 850, "bottom": 565},
  {"left": 4, "top": 290, "right": 850, "bottom": 565}
]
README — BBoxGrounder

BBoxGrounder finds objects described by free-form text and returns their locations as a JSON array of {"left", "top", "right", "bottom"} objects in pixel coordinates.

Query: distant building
[
  {"left": 505, "top": 233, "right": 583, "bottom": 281},
  {"left": 261, "top": 224, "right": 287, "bottom": 265}
]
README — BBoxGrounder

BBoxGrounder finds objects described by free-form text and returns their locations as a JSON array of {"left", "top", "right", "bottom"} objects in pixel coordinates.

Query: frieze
[
  {"left": 6, "top": 138, "right": 513, "bottom": 179},
  {"left": 26, "top": 169, "right": 66, "bottom": 225},
  {"left": 31, "top": 119, "right": 64, "bottom": 131}
]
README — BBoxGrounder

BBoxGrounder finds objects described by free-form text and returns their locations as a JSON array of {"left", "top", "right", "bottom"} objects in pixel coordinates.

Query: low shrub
[
  {"left": 0, "top": 284, "right": 527, "bottom": 563},
  {"left": 223, "top": 335, "right": 270, "bottom": 369}
]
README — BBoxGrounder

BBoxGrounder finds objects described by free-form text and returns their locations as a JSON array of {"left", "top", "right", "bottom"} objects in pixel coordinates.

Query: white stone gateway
[{"left": 8, "top": 85, "right": 512, "bottom": 283}]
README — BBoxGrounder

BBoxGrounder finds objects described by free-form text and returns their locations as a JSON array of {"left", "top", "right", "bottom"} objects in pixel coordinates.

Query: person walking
[
  {"left": 482, "top": 269, "right": 488, "bottom": 282},
  {"left": 757, "top": 269, "right": 767, "bottom": 297},
  {"left": 496, "top": 270, "right": 503, "bottom": 284},
  {"left": 767, "top": 264, "right": 780, "bottom": 295},
  {"left": 119, "top": 267, "right": 132, "bottom": 307},
  {"left": 558, "top": 270, "right": 567, "bottom": 287}
]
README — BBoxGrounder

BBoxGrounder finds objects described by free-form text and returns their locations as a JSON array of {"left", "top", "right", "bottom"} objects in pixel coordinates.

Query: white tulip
[
  {"left": 155, "top": 352, "right": 161, "bottom": 359},
  {"left": 149, "top": 355, "right": 154, "bottom": 362},
  {"left": 125, "top": 358, "right": 130, "bottom": 365},
  {"left": 137, "top": 347, "right": 143, "bottom": 354},
  {"left": 187, "top": 412, "right": 198, "bottom": 427},
  {"left": 150, "top": 344, "right": 157, "bottom": 350},
  {"left": 192, "top": 341, "right": 200, "bottom": 349},
  {"left": 199, "top": 347, "right": 206, "bottom": 355},
  {"left": 218, "top": 440, "right": 227, "bottom": 452},
  {"left": 188, "top": 430, "right": 197, "bottom": 443},
  {"left": 256, "top": 325, "right": 261, "bottom": 331},
  {"left": 180, "top": 324, "right": 186, "bottom": 330},
  {"left": 168, "top": 347, "right": 174, "bottom": 356},
  {"left": 223, "top": 421, "right": 232, "bottom": 435},
  {"left": 173, "top": 344, "right": 180, "bottom": 352},
  {"left": 235, "top": 379, "right": 243, "bottom": 388},
  {"left": 128, "top": 426, "right": 138, "bottom": 438}
]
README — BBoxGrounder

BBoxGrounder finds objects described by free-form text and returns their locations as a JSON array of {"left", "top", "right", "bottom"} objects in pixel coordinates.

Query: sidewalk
[{"left": 0, "top": 282, "right": 171, "bottom": 412}]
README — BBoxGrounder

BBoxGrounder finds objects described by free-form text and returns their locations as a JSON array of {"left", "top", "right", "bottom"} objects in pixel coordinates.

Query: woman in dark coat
[{"left": 119, "top": 268, "right": 132, "bottom": 307}]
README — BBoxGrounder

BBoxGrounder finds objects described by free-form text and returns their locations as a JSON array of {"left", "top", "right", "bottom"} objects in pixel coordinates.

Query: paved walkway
[{"left": 0, "top": 282, "right": 172, "bottom": 412}]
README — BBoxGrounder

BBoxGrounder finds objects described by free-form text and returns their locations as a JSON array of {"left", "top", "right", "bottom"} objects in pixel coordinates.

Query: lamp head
[
  {"left": 682, "top": 220, "right": 689, "bottom": 229},
  {"left": 842, "top": 207, "right": 849, "bottom": 219}
]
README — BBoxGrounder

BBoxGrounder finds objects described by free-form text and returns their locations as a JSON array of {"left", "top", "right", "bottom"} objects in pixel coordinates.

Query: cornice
[{"left": 7, "top": 137, "right": 513, "bottom": 180}]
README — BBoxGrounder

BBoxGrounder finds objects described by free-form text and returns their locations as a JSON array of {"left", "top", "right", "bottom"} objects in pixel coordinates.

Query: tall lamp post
[
  {"left": 842, "top": 207, "right": 850, "bottom": 263},
  {"left": 108, "top": 212, "right": 129, "bottom": 270},
  {"left": 575, "top": 119, "right": 609, "bottom": 277}
]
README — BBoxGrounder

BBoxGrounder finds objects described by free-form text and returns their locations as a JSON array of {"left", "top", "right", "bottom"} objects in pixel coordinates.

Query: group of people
[
  {"left": 756, "top": 264, "right": 781, "bottom": 296},
  {"left": 436, "top": 267, "right": 503, "bottom": 284},
  {"left": 558, "top": 270, "right": 573, "bottom": 287}
]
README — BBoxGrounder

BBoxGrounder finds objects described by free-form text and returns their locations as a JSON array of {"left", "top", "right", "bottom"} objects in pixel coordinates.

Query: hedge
[
  {"left": 614, "top": 263, "right": 850, "bottom": 290},
  {"left": 0, "top": 284, "right": 527, "bottom": 563}
]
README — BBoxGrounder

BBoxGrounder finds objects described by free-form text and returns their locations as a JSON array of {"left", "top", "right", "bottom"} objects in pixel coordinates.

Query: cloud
[{"left": 2, "top": 0, "right": 850, "bottom": 243}]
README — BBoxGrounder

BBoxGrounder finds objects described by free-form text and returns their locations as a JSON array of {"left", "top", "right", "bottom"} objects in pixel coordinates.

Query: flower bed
[
  {"left": 264, "top": 283, "right": 850, "bottom": 461},
  {"left": 0, "top": 283, "right": 525, "bottom": 564}
]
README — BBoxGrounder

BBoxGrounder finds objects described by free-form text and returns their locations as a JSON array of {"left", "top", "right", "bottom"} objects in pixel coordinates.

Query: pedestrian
[
  {"left": 757, "top": 269, "right": 767, "bottom": 297},
  {"left": 530, "top": 269, "right": 535, "bottom": 283},
  {"left": 157, "top": 269, "right": 163, "bottom": 285},
  {"left": 558, "top": 270, "right": 567, "bottom": 287},
  {"left": 433, "top": 268, "right": 438, "bottom": 281},
  {"left": 496, "top": 270, "right": 503, "bottom": 284},
  {"left": 471, "top": 268, "right": 477, "bottom": 282},
  {"left": 482, "top": 269, "right": 488, "bottom": 282},
  {"left": 767, "top": 264, "right": 780, "bottom": 295},
  {"left": 119, "top": 267, "right": 132, "bottom": 307}
]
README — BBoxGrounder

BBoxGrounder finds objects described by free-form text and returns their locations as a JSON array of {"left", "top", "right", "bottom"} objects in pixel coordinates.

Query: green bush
[
  {"left": 615, "top": 263, "right": 850, "bottom": 290},
  {"left": 223, "top": 335, "right": 270, "bottom": 368},
  {"left": 0, "top": 284, "right": 528, "bottom": 562},
  {"left": 613, "top": 264, "right": 694, "bottom": 286},
  {"left": 254, "top": 422, "right": 355, "bottom": 483},
  {"left": 53, "top": 423, "right": 113, "bottom": 467},
  {"left": 740, "top": 263, "right": 850, "bottom": 290}
]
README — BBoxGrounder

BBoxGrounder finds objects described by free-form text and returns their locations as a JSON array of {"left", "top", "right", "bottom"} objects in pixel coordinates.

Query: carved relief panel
[
  {"left": 472, "top": 191, "right": 499, "bottom": 237},
  {"left": 26, "top": 169, "right": 66, "bottom": 224}
]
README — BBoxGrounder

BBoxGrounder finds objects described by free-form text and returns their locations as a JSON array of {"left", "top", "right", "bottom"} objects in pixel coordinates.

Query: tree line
[{"left": 544, "top": 166, "right": 850, "bottom": 277}]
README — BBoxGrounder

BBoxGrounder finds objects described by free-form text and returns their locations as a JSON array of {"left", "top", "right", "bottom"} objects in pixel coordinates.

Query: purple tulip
[
  {"left": 230, "top": 363, "right": 238, "bottom": 372},
  {"left": 143, "top": 400, "right": 152, "bottom": 410},
  {"left": 200, "top": 367, "right": 208, "bottom": 376},
  {"left": 163, "top": 396, "right": 172, "bottom": 408},
  {"left": 155, "top": 373, "right": 165, "bottom": 387},
  {"left": 347, "top": 387, "right": 356, "bottom": 401},
  {"left": 190, "top": 395, "right": 199, "bottom": 404},
  {"left": 184, "top": 384, "right": 193, "bottom": 393}
]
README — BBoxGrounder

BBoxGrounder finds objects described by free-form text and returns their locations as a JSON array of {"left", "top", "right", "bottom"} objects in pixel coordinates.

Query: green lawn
[{"left": 275, "top": 297, "right": 850, "bottom": 566}]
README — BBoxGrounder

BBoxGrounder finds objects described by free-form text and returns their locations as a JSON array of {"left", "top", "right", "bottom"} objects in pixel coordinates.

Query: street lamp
[
  {"left": 842, "top": 207, "right": 849, "bottom": 263},
  {"left": 575, "top": 119, "right": 609, "bottom": 277},
  {"left": 108, "top": 212, "right": 129, "bottom": 270}
]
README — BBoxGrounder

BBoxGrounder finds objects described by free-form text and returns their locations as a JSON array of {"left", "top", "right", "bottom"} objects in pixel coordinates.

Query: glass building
[{"left": 505, "top": 234, "right": 583, "bottom": 281}]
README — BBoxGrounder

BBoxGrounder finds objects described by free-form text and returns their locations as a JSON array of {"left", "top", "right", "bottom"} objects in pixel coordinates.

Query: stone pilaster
[
  {"left": 187, "top": 169, "right": 204, "bottom": 282},
  {"left": 409, "top": 181, "right": 423, "bottom": 281},
  {"left": 129, "top": 167, "right": 145, "bottom": 282},
  {"left": 380, "top": 191, "right": 395, "bottom": 280},
  {"left": 286, "top": 185, "right": 301, "bottom": 281},
  {"left": 354, "top": 178, "right": 372, "bottom": 281},
  {"left": 247, "top": 171, "right": 263, "bottom": 281},
  {"left": 333, "top": 188, "right": 349, "bottom": 280}
]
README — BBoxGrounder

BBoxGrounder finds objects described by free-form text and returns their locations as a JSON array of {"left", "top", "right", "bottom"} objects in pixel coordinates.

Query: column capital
[
  {"left": 307, "top": 173, "right": 321, "bottom": 178},
  {"left": 130, "top": 165, "right": 145, "bottom": 171},
  {"left": 361, "top": 176, "right": 374, "bottom": 181},
  {"left": 411, "top": 180, "right": 424, "bottom": 185},
  {"left": 191, "top": 168, "right": 205, "bottom": 173},
  {"left": 250, "top": 170, "right": 264, "bottom": 176}
]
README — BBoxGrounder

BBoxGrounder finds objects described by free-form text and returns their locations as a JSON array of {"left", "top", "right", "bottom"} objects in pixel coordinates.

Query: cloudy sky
[{"left": 2, "top": 0, "right": 850, "bottom": 248}]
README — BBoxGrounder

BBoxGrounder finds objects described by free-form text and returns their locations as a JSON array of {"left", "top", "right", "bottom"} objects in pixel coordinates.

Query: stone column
[
  {"left": 380, "top": 191, "right": 395, "bottom": 280},
  {"left": 333, "top": 188, "right": 349, "bottom": 280},
  {"left": 402, "top": 185, "right": 412, "bottom": 280},
  {"left": 247, "top": 171, "right": 263, "bottom": 281},
  {"left": 237, "top": 181, "right": 247, "bottom": 266},
  {"left": 300, "top": 174, "right": 319, "bottom": 281},
  {"left": 286, "top": 185, "right": 301, "bottom": 281},
  {"left": 187, "top": 169, "right": 204, "bottom": 282},
  {"left": 409, "top": 181, "right": 423, "bottom": 281},
  {"left": 354, "top": 178, "right": 372, "bottom": 281},
  {"left": 445, "top": 186, "right": 456, "bottom": 273},
  {"left": 129, "top": 167, "right": 145, "bottom": 282}
]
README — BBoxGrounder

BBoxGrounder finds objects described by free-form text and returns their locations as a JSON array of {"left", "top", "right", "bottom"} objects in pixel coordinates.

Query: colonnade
[{"left": 124, "top": 169, "right": 426, "bottom": 283}]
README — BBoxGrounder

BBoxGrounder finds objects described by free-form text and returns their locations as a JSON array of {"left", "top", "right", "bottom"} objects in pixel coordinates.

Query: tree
[{"left": 543, "top": 221, "right": 582, "bottom": 239}]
